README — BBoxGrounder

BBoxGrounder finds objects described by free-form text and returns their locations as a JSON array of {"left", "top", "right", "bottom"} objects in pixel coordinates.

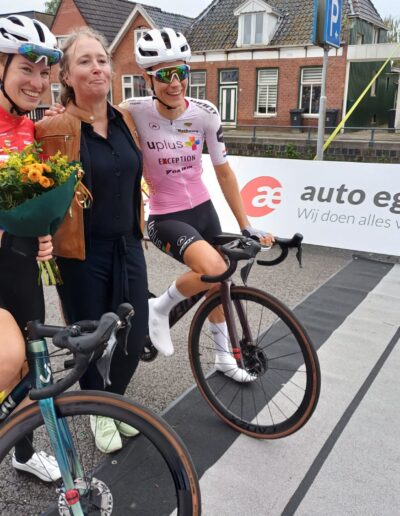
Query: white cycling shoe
[
  {"left": 148, "top": 298, "right": 174, "bottom": 356},
  {"left": 215, "top": 354, "right": 257, "bottom": 383},
  {"left": 12, "top": 451, "right": 61, "bottom": 482}
]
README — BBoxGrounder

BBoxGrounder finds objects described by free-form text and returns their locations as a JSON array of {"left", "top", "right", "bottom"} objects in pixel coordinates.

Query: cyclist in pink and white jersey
[{"left": 121, "top": 28, "right": 274, "bottom": 383}]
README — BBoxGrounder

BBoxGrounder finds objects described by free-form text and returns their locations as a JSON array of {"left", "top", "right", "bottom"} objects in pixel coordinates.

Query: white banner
[{"left": 202, "top": 155, "right": 400, "bottom": 255}]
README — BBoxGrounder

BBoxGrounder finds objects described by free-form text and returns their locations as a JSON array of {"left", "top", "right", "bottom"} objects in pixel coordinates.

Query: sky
[{"left": 0, "top": 0, "right": 398, "bottom": 20}]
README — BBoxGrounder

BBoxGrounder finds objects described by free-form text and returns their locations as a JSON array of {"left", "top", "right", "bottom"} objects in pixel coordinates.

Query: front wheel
[
  {"left": 0, "top": 391, "right": 200, "bottom": 515},
  {"left": 189, "top": 286, "right": 320, "bottom": 439}
]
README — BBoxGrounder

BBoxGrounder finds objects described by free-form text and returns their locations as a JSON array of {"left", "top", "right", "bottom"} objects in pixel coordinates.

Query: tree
[
  {"left": 384, "top": 16, "right": 400, "bottom": 43},
  {"left": 45, "top": 0, "right": 61, "bottom": 15}
]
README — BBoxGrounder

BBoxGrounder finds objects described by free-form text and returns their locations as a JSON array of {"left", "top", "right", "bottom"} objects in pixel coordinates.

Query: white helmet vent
[{"left": 135, "top": 27, "right": 191, "bottom": 69}]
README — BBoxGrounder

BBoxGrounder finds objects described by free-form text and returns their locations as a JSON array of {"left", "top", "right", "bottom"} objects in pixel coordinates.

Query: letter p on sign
[{"left": 330, "top": 0, "right": 339, "bottom": 37}]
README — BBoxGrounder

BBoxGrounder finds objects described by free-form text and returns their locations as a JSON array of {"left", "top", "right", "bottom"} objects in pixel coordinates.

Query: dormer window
[
  {"left": 243, "top": 12, "right": 264, "bottom": 45},
  {"left": 235, "top": 0, "right": 281, "bottom": 47}
]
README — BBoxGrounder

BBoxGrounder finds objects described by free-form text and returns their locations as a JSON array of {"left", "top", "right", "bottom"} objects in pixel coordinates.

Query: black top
[{"left": 81, "top": 104, "right": 142, "bottom": 239}]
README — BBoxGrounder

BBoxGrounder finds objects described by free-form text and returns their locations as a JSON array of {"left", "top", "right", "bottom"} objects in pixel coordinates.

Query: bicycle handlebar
[
  {"left": 29, "top": 303, "right": 134, "bottom": 400},
  {"left": 257, "top": 233, "right": 303, "bottom": 267},
  {"left": 201, "top": 238, "right": 261, "bottom": 283},
  {"left": 200, "top": 233, "right": 303, "bottom": 283}
]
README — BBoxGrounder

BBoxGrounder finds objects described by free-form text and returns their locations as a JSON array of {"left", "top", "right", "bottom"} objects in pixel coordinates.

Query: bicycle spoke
[
  {"left": 0, "top": 395, "right": 200, "bottom": 515},
  {"left": 190, "top": 286, "right": 320, "bottom": 438}
]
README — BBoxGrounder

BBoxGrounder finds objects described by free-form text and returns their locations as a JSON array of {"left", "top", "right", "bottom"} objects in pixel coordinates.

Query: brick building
[
  {"left": 45, "top": 0, "right": 192, "bottom": 106},
  {"left": 185, "top": 0, "right": 392, "bottom": 128},
  {"left": 10, "top": 0, "right": 394, "bottom": 128}
]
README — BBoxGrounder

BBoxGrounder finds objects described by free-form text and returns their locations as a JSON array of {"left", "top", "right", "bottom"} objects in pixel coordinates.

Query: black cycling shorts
[{"left": 147, "top": 200, "right": 222, "bottom": 264}]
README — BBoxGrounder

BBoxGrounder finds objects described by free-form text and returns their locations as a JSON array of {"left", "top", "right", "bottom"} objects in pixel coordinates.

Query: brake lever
[
  {"left": 116, "top": 304, "right": 134, "bottom": 355},
  {"left": 117, "top": 319, "right": 131, "bottom": 355},
  {"left": 240, "top": 257, "right": 255, "bottom": 285},
  {"left": 95, "top": 331, "right": 118, "bottom": 387},
  {"left": 296, "top": 244, "right": 303, "bottom": 268}
]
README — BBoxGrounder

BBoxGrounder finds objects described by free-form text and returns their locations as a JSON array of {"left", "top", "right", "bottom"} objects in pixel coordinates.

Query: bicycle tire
[
  {"left": 0, "top": 391, "right": 201, "bottom": 515},
  {"left": 189, "top": 286, "right": 320, "bottom": 439}
]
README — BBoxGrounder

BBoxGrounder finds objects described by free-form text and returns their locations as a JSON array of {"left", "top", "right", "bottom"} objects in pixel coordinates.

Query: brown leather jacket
[{"left": 35, "top": 103, "right": 144, "bottom": 260}]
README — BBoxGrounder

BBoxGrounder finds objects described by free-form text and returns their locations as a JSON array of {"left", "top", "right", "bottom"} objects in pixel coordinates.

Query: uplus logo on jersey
[
  {"left": 147, "top": 136, "right": 198, "bottom": 152},
  {"left": 241, "top": 176, "right": 282, "bottom": 217}
]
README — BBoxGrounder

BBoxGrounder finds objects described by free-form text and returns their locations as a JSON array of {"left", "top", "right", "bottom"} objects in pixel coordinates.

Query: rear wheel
[
  {"left": 189, "top": 286, "right": 320, "bottom": 439},
  {"left": 0, "top": 391, "right": 200, "bottom": 515}
]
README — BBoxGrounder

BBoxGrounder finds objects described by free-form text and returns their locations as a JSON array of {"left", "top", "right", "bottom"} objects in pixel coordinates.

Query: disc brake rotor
[{"left": 58, "top": 477, "right": 113, "bottom": 515}]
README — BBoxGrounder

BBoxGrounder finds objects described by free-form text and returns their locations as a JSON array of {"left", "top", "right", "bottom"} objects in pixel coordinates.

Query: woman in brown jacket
[{"left": 36, "top": 27, "right": 147, "bottom": 454}]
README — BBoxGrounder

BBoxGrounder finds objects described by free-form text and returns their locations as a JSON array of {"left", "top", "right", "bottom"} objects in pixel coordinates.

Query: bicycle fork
[
  {"left": 220, "top": 282, "right": 253, "bottom": 366},
  {"left": 29, "top": 339, "right": 85, "bottom": 516}
]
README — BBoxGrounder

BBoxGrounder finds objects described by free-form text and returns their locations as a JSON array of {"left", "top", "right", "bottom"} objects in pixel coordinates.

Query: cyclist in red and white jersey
[
  {"left": 0, "top": 15, "right": 62, "bottom": 481},
  {"left": 121, "top": 28, "right": 274, "bottom": 383}
]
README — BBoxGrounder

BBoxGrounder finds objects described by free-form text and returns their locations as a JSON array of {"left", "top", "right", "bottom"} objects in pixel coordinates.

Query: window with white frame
[
  {"left": 256, "top": 68, "right": 278, "bottom": 114},
  {"left": 134, "top": 28, "right": 149, "bottom": 47},
  {"left": 243, "top": 12, "right": 264, "bottom": 45},
  {"left": 56, "top": 36, "right": 67, "bottom": 48},
  {"left": 356, "top": 33, "right": 364, "bottom": 45},
  {"left": 51, "top": 83, "right": 61, "bottom": 104},
  {"left": 189, "top": 71, "right": 206, "bottom": 99},
  {"left": 122, "top": 75, "right": 148, "bottom": 100},
  {"left": 300, "top": 67, "right": 322, "bottom": 114},
  {"left": 372, "top": 28, "right": 379, "bottom": 44}
]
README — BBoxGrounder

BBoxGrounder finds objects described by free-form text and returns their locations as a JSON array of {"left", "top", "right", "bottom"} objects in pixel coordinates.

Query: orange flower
[
  {"left": 27, "top": 169, "right": 42, "bottom": 183},
  {"left": 20, "top": 166, "right": 29, "bottom": 174},
  {"left": 41, "top": 163, "right": 52, "bottom": 173},
  {"left": 39, "top": 176, "right": 52, "bottom": 188}
]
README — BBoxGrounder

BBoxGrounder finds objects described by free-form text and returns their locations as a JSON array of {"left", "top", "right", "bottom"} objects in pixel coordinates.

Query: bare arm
[
  {"left": 214, "top": 161, "right": 249, "bottom": 230},
  {"left": 214, "top": 161, "right": 274, "bottom": 246}
]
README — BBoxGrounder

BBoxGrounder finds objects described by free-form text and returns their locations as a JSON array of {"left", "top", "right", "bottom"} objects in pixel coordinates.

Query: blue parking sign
[{"left": 323, "top": 0, "right": 342, "bottom": 48}]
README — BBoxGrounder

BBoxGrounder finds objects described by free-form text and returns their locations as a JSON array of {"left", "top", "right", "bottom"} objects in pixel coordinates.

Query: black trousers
[
  {"left": 0, "top": 248, "right": 45, "bottom": 330},
  {"left": 0, "top": 248, "right": 44, "bottom": 462},
  {"left": 57, "top": 235, "right": 148, "bottom": 395}
]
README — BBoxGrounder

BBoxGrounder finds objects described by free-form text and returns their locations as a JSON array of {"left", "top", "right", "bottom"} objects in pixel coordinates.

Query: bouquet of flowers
[{"left": 0, "top": 143, "right": 88, "bottom": 285}]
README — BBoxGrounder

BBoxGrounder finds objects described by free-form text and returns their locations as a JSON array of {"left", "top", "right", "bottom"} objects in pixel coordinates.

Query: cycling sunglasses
[
  {"left": 147, "top": 64, "right": 190, "bottom": 84},
  {"left": 18, "top": 43, "right": 63, "bottom": 66}
]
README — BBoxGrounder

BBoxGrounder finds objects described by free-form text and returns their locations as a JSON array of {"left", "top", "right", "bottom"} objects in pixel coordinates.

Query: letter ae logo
[{"left": 241, "top": 176, "right": 282, "bottom": 217}]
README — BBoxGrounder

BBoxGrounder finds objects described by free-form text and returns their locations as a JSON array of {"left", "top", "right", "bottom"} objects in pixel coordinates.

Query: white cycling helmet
[
  {"left": 0, "top": 15, "right": 58, "bottom": 55},
  {"left": 0, "top": 15, "right": 61, "bottom": 116},
  {"left": 135, "top": 28, "right": 191, "bottom": 69}
]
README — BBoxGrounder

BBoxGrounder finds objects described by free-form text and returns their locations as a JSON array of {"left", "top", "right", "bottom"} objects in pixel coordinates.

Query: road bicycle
[
  {"left": 0, "top": 303, "right": 201, "bottom": 515},
  {"left": 143, "top": 233, "right": 321, "bottom": 439}
]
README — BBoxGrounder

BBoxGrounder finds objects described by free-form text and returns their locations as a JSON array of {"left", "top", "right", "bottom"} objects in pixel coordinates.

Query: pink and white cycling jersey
[{"left": 120, "top": 96, "right": 227, "bottom": 215}]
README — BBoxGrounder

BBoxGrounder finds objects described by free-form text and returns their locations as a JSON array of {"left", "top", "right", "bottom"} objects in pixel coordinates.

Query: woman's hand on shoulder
[{"left": 44, "top": 103, "right": 65, "bottom": 118}]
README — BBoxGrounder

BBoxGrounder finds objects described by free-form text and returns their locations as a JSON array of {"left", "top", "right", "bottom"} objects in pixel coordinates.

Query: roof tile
[
  {"left": 187, "top": 0, "right": 386, "bottom": 51},
  {"left": 74, "top": 0, "right": 193, "bottom": 45}
]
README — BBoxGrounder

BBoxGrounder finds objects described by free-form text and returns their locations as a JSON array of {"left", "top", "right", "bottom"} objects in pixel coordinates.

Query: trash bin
[
  {"left": 388, "top": 108, "right": 396, "bottom": 133},
  {"left": 290, "top": 108, "right": 305, "bottom": 132},
  {"left": 325, "top": 109, "right": 339, "bottom": 133}
]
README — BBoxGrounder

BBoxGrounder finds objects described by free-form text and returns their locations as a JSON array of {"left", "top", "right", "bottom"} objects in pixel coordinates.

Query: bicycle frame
[
  {"left": 167, "top": 280, "right": 251, "bottom": 367},
  {"left": 0, "top": 338, "right": 86, "bottom": 515},
  {"left": 168, "top": 291, "right": 205, "bottom": 327}
]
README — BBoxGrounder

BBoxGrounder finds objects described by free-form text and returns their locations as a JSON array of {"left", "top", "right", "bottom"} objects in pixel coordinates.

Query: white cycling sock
[
  {"left": 209, "top": 321, "right": 230, "bottom": 355},
  {"left": 153, "top": 281, "right": 186, "bottom": 315}
]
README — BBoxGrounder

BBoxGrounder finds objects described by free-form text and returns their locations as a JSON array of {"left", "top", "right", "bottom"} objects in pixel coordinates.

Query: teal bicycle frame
[{"left": 0, "top": 337, "right": 86, "bottom": 515}]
